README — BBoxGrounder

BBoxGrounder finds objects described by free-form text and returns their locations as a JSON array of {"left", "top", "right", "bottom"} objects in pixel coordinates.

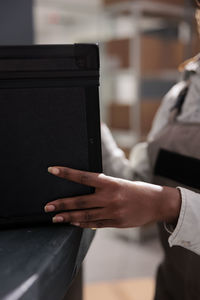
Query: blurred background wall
[{"left": 0, "top": 0, "right": 33, "bottom": 45}]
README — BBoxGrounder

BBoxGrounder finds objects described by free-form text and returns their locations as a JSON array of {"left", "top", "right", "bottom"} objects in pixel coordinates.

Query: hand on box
[{"left": 45, "top": 166, "right": 181, "bottom": 229}]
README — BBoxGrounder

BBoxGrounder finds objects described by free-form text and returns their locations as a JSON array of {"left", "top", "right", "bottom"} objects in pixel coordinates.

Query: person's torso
[{"left": 147, "top": 61, "right": 200, "bottom": 300}]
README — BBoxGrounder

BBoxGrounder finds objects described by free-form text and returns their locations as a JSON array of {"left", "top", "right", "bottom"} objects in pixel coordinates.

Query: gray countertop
[{"left": 0, "top": 225, "right": 94, "bottom": 300}]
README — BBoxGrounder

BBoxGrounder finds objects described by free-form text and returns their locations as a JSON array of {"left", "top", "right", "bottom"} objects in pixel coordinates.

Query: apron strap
[{"left": 168, "top": 80, "right": 190, "bottom": 123}]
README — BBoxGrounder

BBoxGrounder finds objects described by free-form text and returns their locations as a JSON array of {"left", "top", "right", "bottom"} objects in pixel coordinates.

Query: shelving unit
[
  {"left": 34, "top": 0, "right": 198, "bottom": 151},
  {"left": 102, "top": 0, "right": 198, "bottom": 153}
]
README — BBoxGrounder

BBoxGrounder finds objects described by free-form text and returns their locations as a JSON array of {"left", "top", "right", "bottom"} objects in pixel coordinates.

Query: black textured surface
[
  {"left": 0, "top": 44, "right": 102, "bottom": 226},
  {"left": 0, "top": 226, "right": 94, "bottom": 300},
  {"left": 154, "top": 149, "right": 200, "bottom": 189}
]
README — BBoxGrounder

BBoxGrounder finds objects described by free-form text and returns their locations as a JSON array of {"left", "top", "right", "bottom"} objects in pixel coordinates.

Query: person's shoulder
[
  {"left": 147, "top": 81, "right": 186, "bottom": 140},
  {"left": 178, "top": 54, "right": 200, "bottom": 74}
]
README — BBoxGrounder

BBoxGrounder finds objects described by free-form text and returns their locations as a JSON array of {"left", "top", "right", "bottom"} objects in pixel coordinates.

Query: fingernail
[
  {"left": 53, "top": 216, "right": 64, "bottom": 223},
  {"left": 48, "top": 167, "right": 60, "bottom": 175},
  {"left": 71, "top": 222, "right": 81, "bottom": 227},
  {"left": 44, "top": 205, "right": 55, "bottom": 213}
]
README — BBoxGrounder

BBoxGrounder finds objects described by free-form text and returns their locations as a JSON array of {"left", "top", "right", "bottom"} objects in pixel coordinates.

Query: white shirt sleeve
[
  {"left": 101, "top": 123, "right": 151, "bottom": 182},
  {"left": 169, "top": 187, "right": 200, "bottom": 255},
  {"left": 101, "top": 123, "right": 133, "bottom": 180}
]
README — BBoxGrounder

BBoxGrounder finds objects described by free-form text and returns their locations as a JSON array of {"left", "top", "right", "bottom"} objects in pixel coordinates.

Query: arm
[
  {"left": 101, "top": 123, "right": 133, "bottom": 179},
  {"left": 101, "top": 123, "right": 151, "bottom": 182},
  {"left": 45, "top": 166, "right": 200, "bottom": 256}
]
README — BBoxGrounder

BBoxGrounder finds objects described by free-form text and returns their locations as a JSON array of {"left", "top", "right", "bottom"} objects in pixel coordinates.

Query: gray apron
[{"left": 148, "top": 81, "right": 200, "bottom": 300}]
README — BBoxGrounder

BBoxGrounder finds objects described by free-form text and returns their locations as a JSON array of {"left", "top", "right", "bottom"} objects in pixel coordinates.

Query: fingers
[
  {"left": 48, "top": 166, "right": 107, "bottom": 188},
  {"left": 52, "top": 208, "right": 105, "bottom": 224},
  {"left": 45, "top": 195, "right": 103, "bottom": 212}
]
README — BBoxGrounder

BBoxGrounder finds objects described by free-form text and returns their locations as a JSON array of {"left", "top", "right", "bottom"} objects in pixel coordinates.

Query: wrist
[{"left": 157, "top": 186, "right": 182, "bottom": 224}]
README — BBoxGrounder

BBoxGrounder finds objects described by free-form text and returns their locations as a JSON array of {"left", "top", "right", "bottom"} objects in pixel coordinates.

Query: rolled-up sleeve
[{"left": 169, "top": 187, "right": 200, "bottom": 255}]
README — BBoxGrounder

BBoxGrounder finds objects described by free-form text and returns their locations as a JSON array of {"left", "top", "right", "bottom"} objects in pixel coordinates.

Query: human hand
[{"left": 45, "top": 166, "right": 181, "bottom": 228}]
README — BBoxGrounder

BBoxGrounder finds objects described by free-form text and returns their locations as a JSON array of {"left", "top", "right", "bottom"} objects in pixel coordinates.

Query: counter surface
[{"left": 0, "top": 225, "right": 94, "bottom": 300}]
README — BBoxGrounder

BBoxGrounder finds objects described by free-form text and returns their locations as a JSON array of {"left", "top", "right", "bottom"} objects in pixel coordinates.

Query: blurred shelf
[
  {"left": 34, "top": 0, "right": 198, "bottom": 146},
  {"left": 103, "top": 0, "right": 194, "bottom": 19},
  {"left": 101, "top": 0, "right": 197, "bottom": 146},
  {"left": 35, "top": 0, "right": 102, "bottom": 14}
]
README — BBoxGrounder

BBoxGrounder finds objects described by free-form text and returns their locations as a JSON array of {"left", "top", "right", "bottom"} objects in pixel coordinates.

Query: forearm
[
  {"left": 101, "top": 123, "right": 133, "bottom": 179},
  {"left": 101, "top": 124, "right": 151, "bottom": 182}
]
